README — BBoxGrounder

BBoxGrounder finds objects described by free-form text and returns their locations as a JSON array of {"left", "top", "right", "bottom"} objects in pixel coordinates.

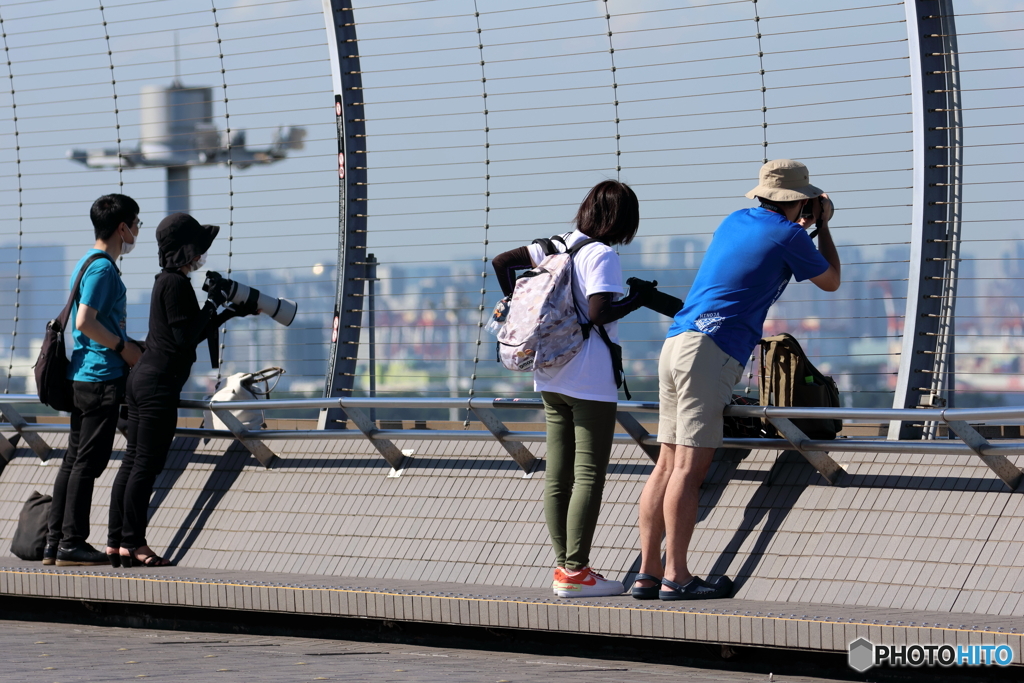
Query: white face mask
[
  {"left": 190, "top": 252, "right": 208, "bottom": 273},
  {"left": 120, "top": 223, "right": 137, "bottom": 255}
]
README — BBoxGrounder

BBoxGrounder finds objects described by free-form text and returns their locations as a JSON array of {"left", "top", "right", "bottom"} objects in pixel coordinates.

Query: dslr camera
[
  {"left": 626, "top": 277, "right": 684, "bottom": 319},
  {"left": 800, "top": 194, "right": 835, "bottom": 228},
  {"left": 202, "top": 271, "right": 298, "bottom": 327}
]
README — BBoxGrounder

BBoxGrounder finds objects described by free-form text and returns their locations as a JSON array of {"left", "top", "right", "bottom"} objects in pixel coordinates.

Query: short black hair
[
  {"left": 90, "top": 194, "right": 140, "bottom": 241},
  {"left": 759, "top": 197, "right": 806, "bottom": 210},
  {"left": 573, "top": 180, "right": 639, "bottom": 246}
]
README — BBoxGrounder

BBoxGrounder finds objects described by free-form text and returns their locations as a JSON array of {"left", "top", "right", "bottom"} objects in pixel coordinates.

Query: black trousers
[
  {"left": 47, "top": 375, "right": 127, "bottom": 548},
  {"left": 107, "top": 361, "right": 188, "bottom": 549}
]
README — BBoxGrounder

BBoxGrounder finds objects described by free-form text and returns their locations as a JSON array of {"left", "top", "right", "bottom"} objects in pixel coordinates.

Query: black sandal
[
  {"left": 107, "top": 550, "right": 122, "bottom": 568},
  {"left": 631, "top": 573, "right": 662, "bottom": 600},
  {"left": 120, "top": 547, "right": 173, "bottom": 568},
  {"left": 659, "top": 576, "right": 733, "bottom": 601}
]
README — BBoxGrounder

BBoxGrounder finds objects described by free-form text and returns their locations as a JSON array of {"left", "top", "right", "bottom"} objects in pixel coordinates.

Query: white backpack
[{"left": 496, "top": 236, "right": 597, "bottom": 373}]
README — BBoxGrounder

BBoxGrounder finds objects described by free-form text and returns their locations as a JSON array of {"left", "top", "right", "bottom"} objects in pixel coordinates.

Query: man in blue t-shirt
[
  {"left": 635, "top": 160, "right": 841, "bottom": 601},
  {"left": 46, "top": 194, "right": 145, "bottom": 566}
]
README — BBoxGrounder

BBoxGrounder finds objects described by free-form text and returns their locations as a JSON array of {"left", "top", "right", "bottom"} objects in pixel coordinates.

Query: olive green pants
[{"left": 542, "top": 391, "right": 618, "bottom": 571}]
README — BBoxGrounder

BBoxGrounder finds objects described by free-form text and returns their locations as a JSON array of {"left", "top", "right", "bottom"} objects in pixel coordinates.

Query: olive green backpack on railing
[{"left": 759, "top": 333, "right": 843, "bottom": 440}]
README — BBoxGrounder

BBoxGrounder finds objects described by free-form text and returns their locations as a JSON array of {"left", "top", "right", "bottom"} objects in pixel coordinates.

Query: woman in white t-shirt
[{"left": 492, "top": 180, "right": 653, "bottom": 598}]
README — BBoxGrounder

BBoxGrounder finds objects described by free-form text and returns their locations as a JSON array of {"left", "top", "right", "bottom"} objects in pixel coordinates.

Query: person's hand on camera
[
  {"left": 231, "top": 298, "right": 260, "bottom": 318},
  {"left": 817, "top": 192, "right": 834, "bottom": 225},
  {"left": 628, "top": 276, "right": 684, "bottom": 318},
  {"left": 626, "top": 276, "right": 659, "bottom": 304},
  {"left": 218, "top": 298, "right": 258, "bottom": 319},
  {"left": 206, "top": 285, "right": 229, "bottom": 307},
  {"left": 798, "top": 193, "right": 833, "bottom": 230}
]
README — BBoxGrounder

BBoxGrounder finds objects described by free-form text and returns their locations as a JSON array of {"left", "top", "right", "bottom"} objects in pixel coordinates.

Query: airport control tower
[{"left": 68, "top": 80, "right": 306, "bottom": 214}]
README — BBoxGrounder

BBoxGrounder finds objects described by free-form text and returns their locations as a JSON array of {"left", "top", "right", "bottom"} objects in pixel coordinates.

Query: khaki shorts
[{"left": 657, "top": 331, "right": 745, "bottom": 448}]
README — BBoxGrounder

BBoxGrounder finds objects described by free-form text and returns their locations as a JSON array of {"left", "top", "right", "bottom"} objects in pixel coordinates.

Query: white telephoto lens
[
  {"left": 228, "top": 281, "right": 248, "bottom": 306},
  {"left": 256, "top": 291, "right": 297, "bottom": 326},
  {"left": 225, "top": 280, "right": 297, "bottom": 326}
]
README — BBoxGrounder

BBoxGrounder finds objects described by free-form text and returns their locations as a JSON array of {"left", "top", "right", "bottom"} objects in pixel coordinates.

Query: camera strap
[
  {"left": 206, "top": 326, "right": 220, "bottom": 369},
  {"left": 565, "top": 239, "right": 631, "bottom": 400}
]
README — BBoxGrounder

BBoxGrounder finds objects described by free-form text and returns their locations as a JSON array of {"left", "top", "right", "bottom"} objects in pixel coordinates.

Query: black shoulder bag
[{"left": 34, "top": 252, "right": 115, "bottom": 411}]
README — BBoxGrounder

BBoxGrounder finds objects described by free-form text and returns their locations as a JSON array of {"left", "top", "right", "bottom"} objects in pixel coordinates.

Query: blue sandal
[
  {"left": 659, "top": 576, "right": 733, "bottom": 601},
  {"left": 630, "top": 573, "right": 662, "bottom": 600}
]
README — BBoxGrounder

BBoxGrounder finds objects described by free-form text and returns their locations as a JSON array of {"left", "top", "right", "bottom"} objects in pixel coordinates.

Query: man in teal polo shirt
[{"left": 46, "top": 194, "right": 145, "bottom": 566}]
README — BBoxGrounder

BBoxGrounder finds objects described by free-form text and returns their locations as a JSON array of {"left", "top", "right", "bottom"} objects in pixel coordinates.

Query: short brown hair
[{"left": 573, "top": 180, "right": 639, "bottom": 246}]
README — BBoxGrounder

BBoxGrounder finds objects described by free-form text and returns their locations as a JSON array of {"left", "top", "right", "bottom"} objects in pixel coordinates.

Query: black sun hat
[{"left": 156, "top": 213, "right": 219, "bottom": 270}]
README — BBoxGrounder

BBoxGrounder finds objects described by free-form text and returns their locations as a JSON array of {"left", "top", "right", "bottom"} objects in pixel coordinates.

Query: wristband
[{"left": 114, "top": 338, "right": 125, "bottom": 354}]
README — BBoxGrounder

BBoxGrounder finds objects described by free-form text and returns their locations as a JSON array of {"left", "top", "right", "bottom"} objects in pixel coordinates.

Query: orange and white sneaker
[
  {"left": 552, "top": 566, "right": 568, "bottom": 595},
  {"left": 556, "top": 567, "right": 625, "bottom": 598}
]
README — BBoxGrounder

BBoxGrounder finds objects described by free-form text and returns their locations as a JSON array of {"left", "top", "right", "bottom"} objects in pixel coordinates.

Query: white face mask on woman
[{"left": 189, "top": 252, "right": 208, "bottom": 273}]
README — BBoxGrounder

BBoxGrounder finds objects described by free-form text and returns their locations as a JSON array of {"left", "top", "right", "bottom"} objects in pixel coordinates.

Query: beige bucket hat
[{"left": 745, "top": 159, "right": 822, "bottom": 202}]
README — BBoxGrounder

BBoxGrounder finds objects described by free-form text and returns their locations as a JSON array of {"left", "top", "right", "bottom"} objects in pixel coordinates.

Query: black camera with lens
[
  {"left": 626, "top": 277, "right": 684, "bottom": 319},
  {"left": 800, "top": 195, "right": 835, "bottom": 230},
  {"left": 202, "top": 271, "right": 298, "bottom": 327}
]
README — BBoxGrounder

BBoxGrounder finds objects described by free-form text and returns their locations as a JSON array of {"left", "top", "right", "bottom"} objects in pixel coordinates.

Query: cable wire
[
  {"left": 462, "top": 0, "right": 492, "bottom": 424},
  {"left": 210, "top": 0, "right": 236, "bottom": 387},
  {"left": 1, "top": 8, "right": 24, "bottom": 394}
]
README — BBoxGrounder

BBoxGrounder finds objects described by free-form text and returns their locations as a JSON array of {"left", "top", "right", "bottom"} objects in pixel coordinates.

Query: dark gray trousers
[{"left": 47, "top": 375, "right": 126, "bottom": 548}]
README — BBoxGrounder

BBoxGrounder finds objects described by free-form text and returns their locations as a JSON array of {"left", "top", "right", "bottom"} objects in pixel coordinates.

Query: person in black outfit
[{"left": 106, "top": 213, "right": 255, "bottom": 567}]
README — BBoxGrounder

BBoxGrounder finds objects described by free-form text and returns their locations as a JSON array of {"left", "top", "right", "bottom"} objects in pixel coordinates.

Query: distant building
[{"left": 0, "top": 243, "right": 67, "bottom": 393}]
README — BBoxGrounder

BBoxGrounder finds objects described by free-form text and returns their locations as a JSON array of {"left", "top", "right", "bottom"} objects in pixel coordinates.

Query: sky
[{"left": 0, "top": 0, "right": 1021, "bottom": 403}]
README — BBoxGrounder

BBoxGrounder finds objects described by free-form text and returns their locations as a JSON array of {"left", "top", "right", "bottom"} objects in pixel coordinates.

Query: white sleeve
[
  {"left": 576, "top": 246, "right": 624, "bottom": 298},
  {"left": 526, "top": 242, "right": 545, "bottom": 267}
]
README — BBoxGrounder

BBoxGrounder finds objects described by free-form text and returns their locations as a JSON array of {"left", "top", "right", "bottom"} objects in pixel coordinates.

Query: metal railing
[{"left": 1, "top": 395, "right": 1022, "bottom": 491}]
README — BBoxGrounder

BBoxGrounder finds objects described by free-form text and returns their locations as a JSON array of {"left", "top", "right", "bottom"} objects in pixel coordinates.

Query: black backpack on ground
[
  {"left": 34, "top": 252, "right": 115, "bottom": 412},
  {"left": 723, "top": 394, "right": 768, "bottom": 439},
  {"left": 11, "top": 491, "right": 51, "bottom": 561}
]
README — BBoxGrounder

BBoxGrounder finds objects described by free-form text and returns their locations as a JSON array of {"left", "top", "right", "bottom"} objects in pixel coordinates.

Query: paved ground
[{"left": 0, "top": 619, "right": 846, "bottom": 683}]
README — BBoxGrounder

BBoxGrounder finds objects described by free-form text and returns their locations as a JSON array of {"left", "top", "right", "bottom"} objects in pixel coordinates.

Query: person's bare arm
[
  {"left": 799, "top": 192, "right": 841, "bottom": 292},
  {"left": 810, "top": 225, "right": 841, "bottom": 292},
  {"left": 75, "top": 304, "right": 142, "bottom": 366}
]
